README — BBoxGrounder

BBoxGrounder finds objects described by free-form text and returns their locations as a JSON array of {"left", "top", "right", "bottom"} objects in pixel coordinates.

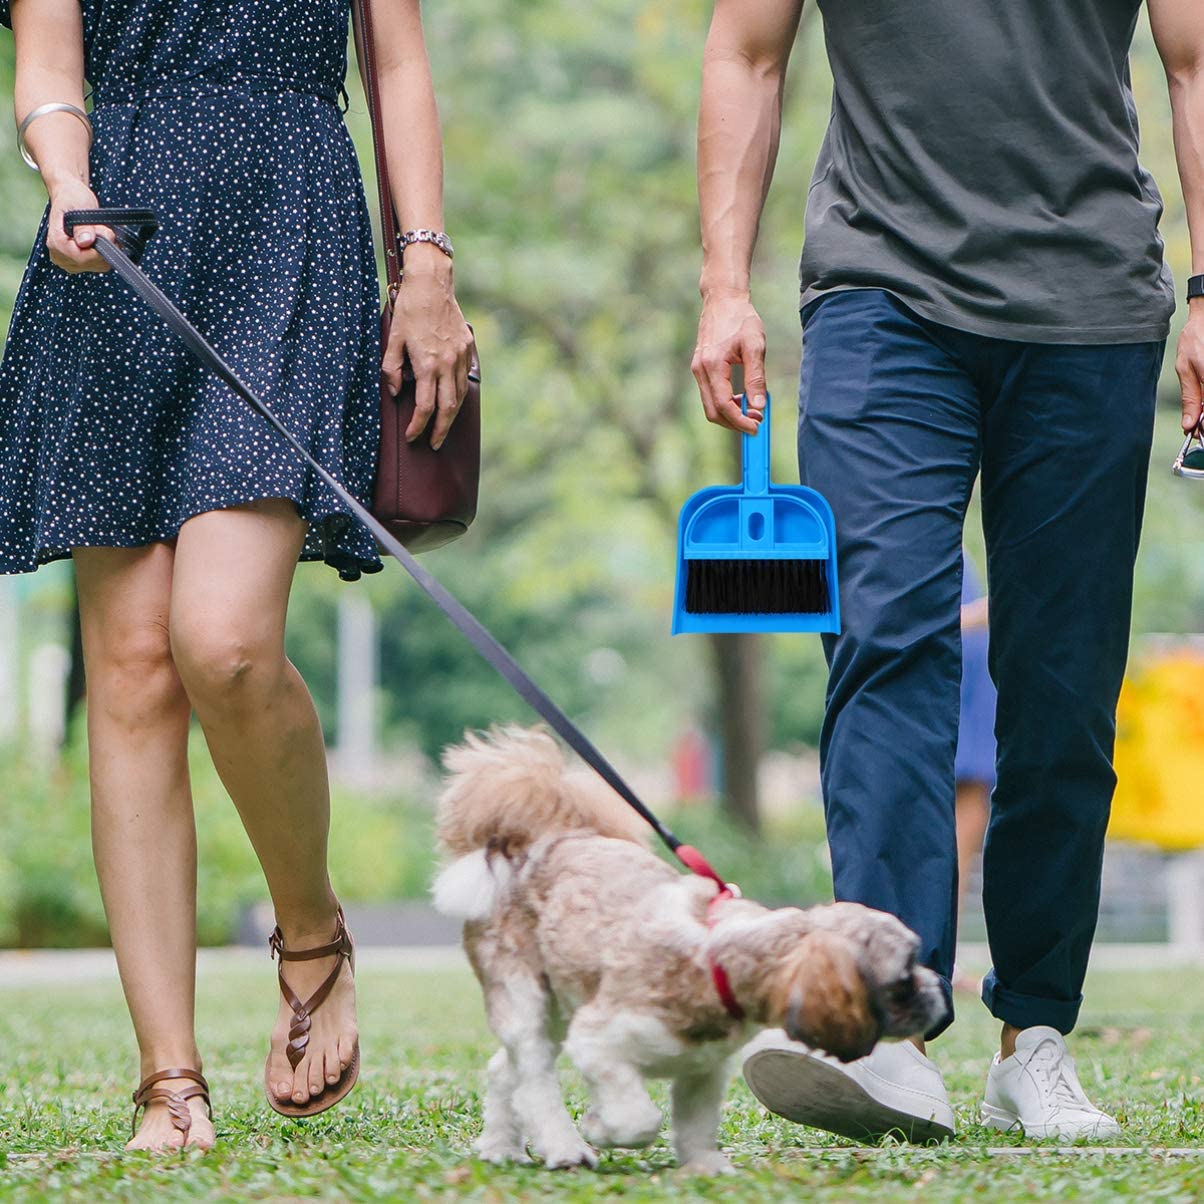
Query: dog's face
[{"left": 767, "top": 908, "right": 948, "bottom": 1063}]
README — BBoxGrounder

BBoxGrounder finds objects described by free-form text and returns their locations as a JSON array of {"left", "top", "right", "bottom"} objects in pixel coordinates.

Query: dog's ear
[{"left": 769, "top": 930, "right": 881, "bottom": 1063}]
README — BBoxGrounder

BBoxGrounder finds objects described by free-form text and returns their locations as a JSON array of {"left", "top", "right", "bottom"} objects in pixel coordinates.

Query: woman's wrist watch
[
  {"left": 1188, "top": 274, "right": 1204, "bottom": 302},
  {"left": 400, "top": 229, "right": 454, "bottom": 260}
]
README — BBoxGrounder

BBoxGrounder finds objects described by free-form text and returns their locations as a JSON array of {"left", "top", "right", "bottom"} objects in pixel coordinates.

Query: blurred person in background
[{"left": 953, "top": 551, "right": 995, "bottom": 997}]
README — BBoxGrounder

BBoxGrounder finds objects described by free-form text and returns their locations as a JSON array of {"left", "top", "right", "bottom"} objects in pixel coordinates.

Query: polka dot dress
[{"left": 0, "top": 0, "right": 383, "bottom": 581}]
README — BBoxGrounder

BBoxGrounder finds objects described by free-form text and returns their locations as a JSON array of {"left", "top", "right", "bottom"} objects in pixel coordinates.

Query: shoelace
[{"left": 1029, "top": 1040, "right": 1086, "bottom": 1108}]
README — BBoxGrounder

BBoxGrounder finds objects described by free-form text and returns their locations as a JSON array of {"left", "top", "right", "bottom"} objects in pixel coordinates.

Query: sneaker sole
[
  {"left": 981, "top": 1101, "right": 1121, "bottom": 1141},
  {"left": 743, "top": 1048, "right": 955, "bottom": 1146},
  {"left": 980, "top": 1102, "right": 1023, "bottom": 1134}
]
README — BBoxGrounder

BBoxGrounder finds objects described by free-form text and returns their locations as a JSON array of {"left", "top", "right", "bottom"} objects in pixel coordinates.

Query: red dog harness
[{"left": 676, "top": 844, "right": 746, "bottom": 1021}]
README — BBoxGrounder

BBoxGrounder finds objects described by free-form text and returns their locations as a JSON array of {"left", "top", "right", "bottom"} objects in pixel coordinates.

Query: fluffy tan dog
[{"left": 433, "top": 726, "right": 946, "bottom": 1174}]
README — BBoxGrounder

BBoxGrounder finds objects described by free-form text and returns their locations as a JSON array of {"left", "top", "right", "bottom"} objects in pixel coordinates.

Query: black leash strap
[{"left": 63, "top": 208, "right": 730, "bottom": 885}]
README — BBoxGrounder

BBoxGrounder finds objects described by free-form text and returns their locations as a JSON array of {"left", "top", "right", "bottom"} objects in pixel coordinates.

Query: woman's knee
[
  {"left": 169, "top": 614, "right": 285, "bottom": 715},
  {"left": 83, "top": 619, "right": 188, "bottom": 730}
]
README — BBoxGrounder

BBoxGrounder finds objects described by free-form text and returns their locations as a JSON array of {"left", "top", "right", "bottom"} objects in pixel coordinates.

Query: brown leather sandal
[
  {"left": 264, "top": 905, "right": 360, "bottom": 1118},
  {"left": 131, "top": 1068, "right": 212, "bottom": 1146}
]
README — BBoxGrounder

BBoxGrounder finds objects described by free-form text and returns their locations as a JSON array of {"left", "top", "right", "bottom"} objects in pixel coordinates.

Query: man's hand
[
  {"left": 1175, "top": 304, "right": 1204, "bottom": 433},
  {"left": 692, "top": 291, "right": 767, "bottom": 433}
]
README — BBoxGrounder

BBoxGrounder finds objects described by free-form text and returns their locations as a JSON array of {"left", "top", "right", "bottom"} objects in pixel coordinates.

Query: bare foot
[
  {"left": 266, "top": 916, "right": 358, "bottom": 1109},
  {"left": 126, "top": 1078, "right": 215, "bottom": 1152}
]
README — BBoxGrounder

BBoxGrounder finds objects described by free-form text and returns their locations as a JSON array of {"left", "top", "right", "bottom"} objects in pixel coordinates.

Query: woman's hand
[
  {"left": 692, "top": 289, "right": 767, "bottom": 434},
  {"left": 382, "top": 242, "right": 474, "bottom": 451},
  {"left": 46, "top": 180, "right": 113, "bottom": 274}
]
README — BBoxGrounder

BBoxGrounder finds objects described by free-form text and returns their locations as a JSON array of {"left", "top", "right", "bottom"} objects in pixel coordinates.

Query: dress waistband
[{"left": 92, "top": 72, "right": 344, "bottom": 110}]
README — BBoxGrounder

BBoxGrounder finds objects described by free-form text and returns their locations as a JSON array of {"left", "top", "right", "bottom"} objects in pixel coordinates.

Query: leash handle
[
  {"left": 61, "top": 207, "right": 711, "bottom": 870},
  {"left": 64, "top": 208, "right": 158, "bottom": 260}
]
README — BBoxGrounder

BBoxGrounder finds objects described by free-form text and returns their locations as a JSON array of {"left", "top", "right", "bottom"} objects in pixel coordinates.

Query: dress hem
[{"left": 0, "top": 490, "right": 384, "bottom": 583}]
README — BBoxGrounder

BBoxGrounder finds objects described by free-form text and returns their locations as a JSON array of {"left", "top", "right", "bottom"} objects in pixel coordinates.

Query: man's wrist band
[
  {"left": 16, "top": 102, "right": 93, "bottom": 171},
  {"left": 1188, "top": 274, "right": 1204, "bottom": 302},
  {"left": 400, "top": 229, "right": 454, "bottom": 260}
]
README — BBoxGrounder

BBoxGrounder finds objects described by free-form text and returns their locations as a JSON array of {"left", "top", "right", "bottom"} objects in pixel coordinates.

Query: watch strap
[
  {"left": 1188, "top": 274, "right": 1204, "bottom": 301},
  {"left": 401, "top": 229, "right": 454, "bottom": 260}
]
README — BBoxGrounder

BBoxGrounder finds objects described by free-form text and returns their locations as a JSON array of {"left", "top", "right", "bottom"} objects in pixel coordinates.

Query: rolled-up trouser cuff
[
  {"left": 926, "top": 972, "right": 955, "bottom": 1042},
  {"left": 981, "top": 970, "right": 1082, "bottom": 1035}
]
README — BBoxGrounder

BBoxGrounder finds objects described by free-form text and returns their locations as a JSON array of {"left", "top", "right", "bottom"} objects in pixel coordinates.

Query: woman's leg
[
  {"left": 168, "top": 498, "right": 355, "bottom": 1108},
  {"left": 953, "top": 780, "right": 990, "bottom": 994},
  {"left": 74, "top": 543, "right": 214, "bottom": 1151}
]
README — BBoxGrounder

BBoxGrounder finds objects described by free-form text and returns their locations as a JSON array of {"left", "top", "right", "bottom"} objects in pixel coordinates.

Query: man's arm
[
  {"left": 691, "top": 0, "right": 804, "bottom": 433},
  {"left": 1150, "top": 0, "right": 1204, "bottom": 433}
]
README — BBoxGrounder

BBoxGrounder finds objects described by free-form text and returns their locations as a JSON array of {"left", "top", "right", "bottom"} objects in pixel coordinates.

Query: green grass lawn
[{"left": 0, "top": 958, "right": 1200, "bottom": 1202}]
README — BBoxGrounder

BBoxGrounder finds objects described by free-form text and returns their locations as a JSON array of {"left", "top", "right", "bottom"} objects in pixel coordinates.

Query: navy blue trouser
[{"left": 797, "top": 289, "right": 1163, "bottom": 1039}]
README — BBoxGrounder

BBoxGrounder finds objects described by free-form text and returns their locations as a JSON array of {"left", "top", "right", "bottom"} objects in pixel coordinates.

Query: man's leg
[
  {"left": 802, "top": 290, "right": 982, "bottom": 1027},
  {"left": 743, "top": 290, "right": 980, "bottom": 1144},
  {"left": 977, "top": 337, "right": 1162, "bottom": 1137}
]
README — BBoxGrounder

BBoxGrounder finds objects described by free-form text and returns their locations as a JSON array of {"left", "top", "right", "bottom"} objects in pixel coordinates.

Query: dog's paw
[
  {"left": 581, "top": 1103, "right": 662, "bottom": 1149},
  {"left": 679, "top": 1151, "right": 736, "bottom": 1176},
  {"left": 474, "top": 1135, "right": 532, "bottom": 1165},
  {"left": 536, "top": 1136, "right": 599, "bottom": 1170}
]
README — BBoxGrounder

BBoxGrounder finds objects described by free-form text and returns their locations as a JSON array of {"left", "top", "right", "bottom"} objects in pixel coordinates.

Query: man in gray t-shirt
[{"left": 693, "top": 0, "right": 1204, "bottom": 1144}]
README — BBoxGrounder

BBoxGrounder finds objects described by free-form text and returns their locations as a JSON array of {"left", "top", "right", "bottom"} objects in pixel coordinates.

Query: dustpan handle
[{"left": 741, "top": 392, "right": 771, "bottom": 494}]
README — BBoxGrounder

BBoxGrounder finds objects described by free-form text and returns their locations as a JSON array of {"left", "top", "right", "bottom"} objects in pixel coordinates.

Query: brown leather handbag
[{"left": 352, "top": 0, "right": 481, "bottom": 553}]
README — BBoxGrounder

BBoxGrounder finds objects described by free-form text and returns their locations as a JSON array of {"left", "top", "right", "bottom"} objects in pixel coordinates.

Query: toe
[
  {"left": 308, "top": 1055, "right": 327, "bottom": 1099},
  {"left": 269, "top": 1034, "right": 296, "bottom": 1101},
  {"left": 325, "top": 1046, "right": 341, "bottom": 1086}
]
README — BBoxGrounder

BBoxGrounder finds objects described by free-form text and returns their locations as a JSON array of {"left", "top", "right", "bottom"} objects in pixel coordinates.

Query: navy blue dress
[{"left": 0, "top": 0, "right": 383, "bottom": 580}]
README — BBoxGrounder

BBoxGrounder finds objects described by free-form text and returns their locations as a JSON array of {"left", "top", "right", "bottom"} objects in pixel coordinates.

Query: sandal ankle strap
[
  {"left": 268, "top": 907, "right": 354, "bottom": 963},
  {"left": 132, "top": 1067, "right": 210, "bottom": 1103}
]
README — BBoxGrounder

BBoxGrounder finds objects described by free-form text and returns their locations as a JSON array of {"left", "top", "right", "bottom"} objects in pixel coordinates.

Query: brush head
[{"left": 684, "top": 557, "right": 832, "bottom": 616}]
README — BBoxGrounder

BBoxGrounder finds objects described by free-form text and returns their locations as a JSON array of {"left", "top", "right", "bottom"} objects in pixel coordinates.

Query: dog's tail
[{"left": 431, "top": 725, "right": 649, "bottom": 920}]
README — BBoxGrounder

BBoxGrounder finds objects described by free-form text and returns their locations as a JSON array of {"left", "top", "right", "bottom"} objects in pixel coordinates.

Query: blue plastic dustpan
[{"left": 671, "top": 394, "right": 840, "bottom": 634}]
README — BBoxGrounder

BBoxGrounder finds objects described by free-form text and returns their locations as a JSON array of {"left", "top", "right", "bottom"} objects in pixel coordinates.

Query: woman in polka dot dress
[{"left": 1, "top": 0, "right": 473, "bottom": 1150}]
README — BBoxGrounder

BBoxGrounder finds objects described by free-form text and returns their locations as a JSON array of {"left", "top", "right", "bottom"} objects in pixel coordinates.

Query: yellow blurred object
[{"left": 1110, "top": 649, "right": 1204, "bottom": 851}]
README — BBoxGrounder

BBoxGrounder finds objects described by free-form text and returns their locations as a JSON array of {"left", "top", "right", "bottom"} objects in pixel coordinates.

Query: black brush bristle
[{"left": 684, "top": 558, "right": 831, "bottom": 615}]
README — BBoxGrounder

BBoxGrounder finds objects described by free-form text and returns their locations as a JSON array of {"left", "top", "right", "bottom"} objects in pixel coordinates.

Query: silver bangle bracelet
[{"left": 16, "top": 102, "right": 93, "bottom": 172}]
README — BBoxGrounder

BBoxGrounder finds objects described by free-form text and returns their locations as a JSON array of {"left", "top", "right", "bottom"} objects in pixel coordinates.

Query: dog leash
[{"left": 63, "top": 208, "right": 741, "bottom": 912}]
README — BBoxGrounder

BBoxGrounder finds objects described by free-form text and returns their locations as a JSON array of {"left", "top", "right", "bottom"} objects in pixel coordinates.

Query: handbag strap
[
  {"left": 60, "top": 208, "right": 732, "bottom": 891},
  {"left": 350, "top": 0, "right": 403, "bottom": 306}
]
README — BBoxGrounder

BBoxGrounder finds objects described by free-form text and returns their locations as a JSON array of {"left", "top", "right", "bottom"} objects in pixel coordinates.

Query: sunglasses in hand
[{"left": 1173, "top": 416, "right": 1204, "bottom": 479}]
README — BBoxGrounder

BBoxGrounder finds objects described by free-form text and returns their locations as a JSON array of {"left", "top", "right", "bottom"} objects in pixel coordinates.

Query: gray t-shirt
[{"left": 800, "top": 0, "right": 1176, "bottom": 343}]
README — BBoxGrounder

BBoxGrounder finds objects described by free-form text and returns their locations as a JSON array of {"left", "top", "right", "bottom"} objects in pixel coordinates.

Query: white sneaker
[
  {"left": 982, "top": 1026, "right": 1120, "bottom": 1140},
  {"left": 742, "top": 1031, "right": 956, "bottom": 1144}
]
